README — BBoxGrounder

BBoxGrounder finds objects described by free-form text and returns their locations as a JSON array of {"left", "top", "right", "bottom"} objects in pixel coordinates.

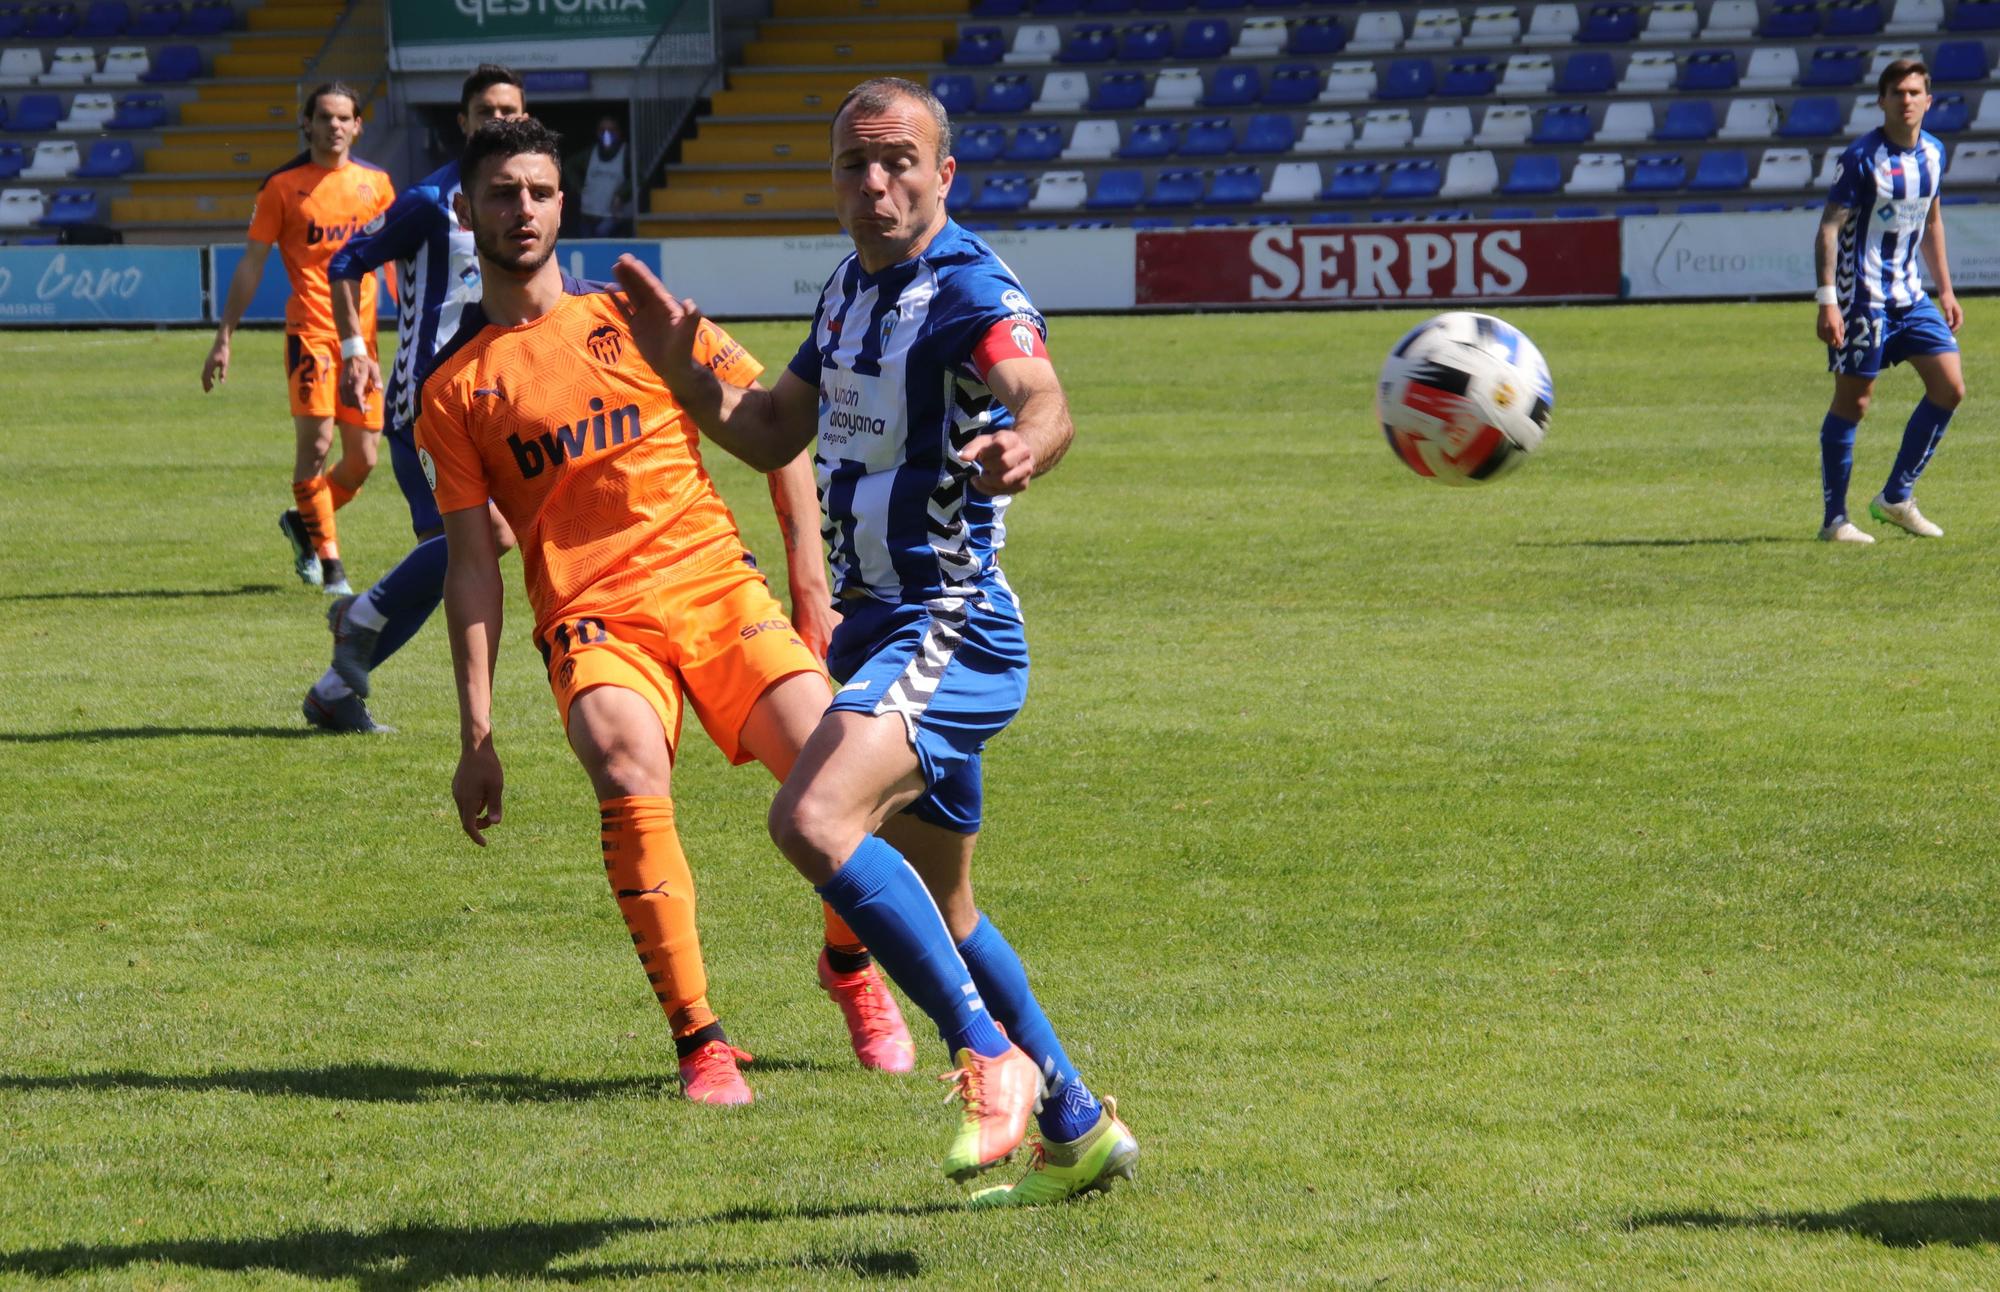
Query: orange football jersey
[
  {"left": 416, "top": 277, "right": 766, "bottom": 624},
  {"left": 247, "top": 151, "right": 394, "bottom": 335}
]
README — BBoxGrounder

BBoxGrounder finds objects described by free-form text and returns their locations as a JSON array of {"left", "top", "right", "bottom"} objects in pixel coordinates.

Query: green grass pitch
[{"left": 4, "top": 302, "right": 2000, "bottom": 1289}]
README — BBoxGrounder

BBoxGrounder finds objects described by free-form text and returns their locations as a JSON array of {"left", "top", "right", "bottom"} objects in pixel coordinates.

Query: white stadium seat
[
  {"left": 1499, "top": 53, "right": 1555, "bottom": 95},
  {"left": 57, "top": 92, "right": 116, "bottom": 132},
  {"left": 1408, "top": 8, "right": 1465, "bottom": 48},
  {"left": 1474, "top": 103, "right": 1533, "bottom": 146},
  {"left": 0, "top": 188, "right": 48, "bottom": 228},
  {"left": 1232, "top": 16, "right": 1288, "bottom": 58},
  {"left": 1815, "top": 146, "right": 1844, "bottom": 188},
  {"left": 1523, "top": 2, "right": 1580, "bottom": 44},
  {"left": 1845, "top": 95, "right": 1881, "bottom": 134},
  {"left": 1027, "top": 170, "right": 1086, "bottom": 211},
  {"left": 1062, "top": 119, "right": 1120, "bottom": 161},
  {"left": 1298, "top": 110, "right": 1356, "bottom": 150},
  {"left": 1350, "top": 11, "right": 1406, "bottom": 52},
  {"left": 1885, "top": 0, "right": 1945, "bottom": 34},
  {"left": 1464, "top": 4, "right": 1522, "bottom": 47},
  {"left": 1643, "top": 1, "right": 1699, "bottom": 41},
  {"left": 1751, "top": 148, "right": 1815, "bottom": 191},
  {"left": 1951, "top": 141, "right": 2000, "bottom": 184},
  {"left": 94, "top": 45, "right": 150, "bottom": 84},
  {"left": 1146, "top": 67, "right": 1203, "bottom": 109},
  {"left": 40, "top": 46, "right": 97, "bottom": 85},
  {"left": 1974, "top": 90, "right": 2000, "bottom": 133},
  {"left": 1868, "top": 43, "right": 1922, "bottom": 80},
  {"left": 1597, "top": 101, "right": 1656, "bottom": 143},
  {"left": 1719, "top": 98, "right": 1780, "bottom": 140},
  {"left": 1360, "top": 108, "right": 1415, "bottom": 149},
  {"left": 0, "top": 48, "right": 47, "bottom": 86},
  {"left": 1566, "top": 153, "right": 1625, "bottom": 194},
  {"left": 1742, "top": 48, "right": 1800, "bottom": 91},
  {"left": 1033, "top": 70, "right": 1090, "bottom": 112},
  {"left": 1619, "top": 51, "right": 1677, "bottom": 93},
  {"left": 1441, "top": 149, "right": 1500, "bottom": 197},
  {"left": 1701, "top": 0, "right": 1759, "bottom": 40},
  {"left": 1417, "top": 105, "right": 1474, "bottom": 148},
  {"left": 1003, "top": 23, "right": 1060, "bottom": 64},
  {"left": 1262, "top": 160, "right": 1322, "bottom": 202},
  {"left": 1319, "top": 61, "right": 1378, "bottom": 103},
  {"left": 23, "top": 139, "right": 80, "bottom": 178}
]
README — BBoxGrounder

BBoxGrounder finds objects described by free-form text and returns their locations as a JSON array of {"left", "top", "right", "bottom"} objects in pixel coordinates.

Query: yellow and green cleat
[{"left": 968, "top": 1097, "right": 1138, "bottom": 1207}]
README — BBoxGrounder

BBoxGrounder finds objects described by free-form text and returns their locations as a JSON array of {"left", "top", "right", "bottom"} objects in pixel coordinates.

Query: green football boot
[{"left": 969, "top": 1097, "right": 1138, "bottom": 1207}]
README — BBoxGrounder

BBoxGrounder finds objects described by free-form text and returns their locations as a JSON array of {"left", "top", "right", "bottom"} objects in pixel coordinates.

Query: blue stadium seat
[
  {"left": 0, "top": 98, "right": 7, "bottom": 131},
  {"left": 975, "top": 74, "right": 1033, "bottom": 113},
  {"left": 139, "top": 43, "right": 199, "bottom": 82},
  {"left": 1947, "top": 0, "right": 2000, "bottom": 29},
  {"left": 1780, "top": 95, "right": 1841, "bottom": 136},
  {"left": 1428, "top": 209, "right": 1474, "bottom": 222},
  {"left": 180, "top": 0, "right": 230, "bottom": 33},
  {"left": 1628, "top": 154, "right": 1687, "bottom": 191},
  {"left": 973, "top": 173, "right": 1032, "bottom": 212},
  {"left": 1656, "top": 100, "right": 1717, "bottom": 141},
  {"left": 0, "top": 4, "right": 19, "bottom": 37},
  {"left": 1134, "top": 0, "right": 1183, "bottom": 10},
  {"left": 1322, "top": 161, "right": 1382, "bottom": 200},
  {"left": 1442, "top": 56, "right": 1497, "bottom": 97},
  {"left": 9, "top": 94, "right": 60, "bottom": 132},
  {"left": 1759, "top": 0, "right": 1819, "bottom": 36},
  {"left": 1502, "top": 154, "right": 1562, "bottom": 194},
  {"left": 1743, "top": 200, "right": 1792, "bottom": 211},
  {"left": 1615, "top": 203, "right": 1660, "bottom": 216},
  {"left": 1288, "top": 15, "right": 1345, "bottom": 55},
  {"left": 1383, "top": 158, "right": 1443, "bottom": 199},
  {"left": 1117, "top": 21, "right": 1172, "bottom": 60},
  {"left": 1087, "top": 168, "right": 1145, "bottom": 208},
  {"left": 1678, "top": 52, "right": 1737, "bottom": 92},
  {"left": 1247, "top": 213, "right": 1291, "bottom": 226},
  {"left": 949, "top": 28, "right": 1005, "bottom": 66},
  {"left": 1088, "top": 70, "right": 1146, "bottom": 110},
  {"left": 1307, "top": 211, "right": 1356, "bottom": 225},
  {"left": 75, "top": 136, "right": 134, "bottom": 176},
  {"left": 1204, "top": 67, "right": 1261, "bottom": 107},
  {"left": 1821, "top": 0, "right": 1882, "bottom": 35},
  {"left": 1576, "top": 1, "right": 1640, "bottom": 42},
  {"left": 129, "top": 0, "right": 176, "bottom": 34},
  {"left": 0, "top": 141, "right": 21, "bottom": 179},
  {"left": 1678, "top": 201, "right": 1724, "bottom": 213},
  {"left": 1799, "top": 46, "right": 1864, "bottom": 87},
  {"left": 1207, "top": 165, "right": 1263, "bottom": 203},
  {"left": 27, "top": 2, "right": 80, "bottom": 37},
  {"left": 1195, "top": 0, "right": 1247, "bottom": 9},
  {"left": 1265, "top": 65, "right": 1321, "bottom": 105},
  {"left": 78, "top": 0, "right": 127, "bottom": 36},
  {"left": 1177, "top": 17, "right": 1230, "bottom": 58},
  {"left": 1241, "top": 112, "right": 1295, "bottom": 153},
  {"left": 1180, "top": 117, "right": 1234, "bottom": 156},
  {"left": 42, "top": 187, "right": 100, "bottom": 226},
  {"left": 973, "top": 0, "right": 1026, "bottom": 13},
  {"left": 1556, "top": 52, "right": 1615, "bottom": 95},
  {"left": 955, "top": 125, "right": 1003, "bottom": 162},
  {"left": 1487, "top": 206, "right": 1536, "bottom": 219},
  {"left": 945, "top": 177, "right": 976, "bottom": 214},
  {"left": 1555, "top": 205, "right": 1602, "bottom": 218},
  {"left": 1005, "top": 124, "right": 1065, "bottom": 161},
  {"left": 932, "top": 74, "right": 974, "bottom": 114},
  {"left": 1370, "top": 210, "right": 1417, "bottom": 223},
  {"left": 1120, "top": 119, "right": 1176, "bottom": 157},
  {"left": 1934, "top": 40, "right": 1990, "bottom": 83},
  {"left": 1016, "top": 220, "right": 1063, "bottom": 230},
  {"left": 1689, "top": 150, "right": 1749, "bottom": 190},
  {"left": 1033, "top": 0, "right": 1081, "bottom": 14},
  {"left": 1067, "top": 218, "right": 1114, "bottom": 228},
  {"left": 1060, "top": 23, "right": 1117, "bottom": 61},
  {"left": 1188, "top": 215, "right": 1235, "bottom": 228},
  {"left": 1150, "top": 168, "right": 1204, "bottom": 206},
  {"left": 1378, "top": 58, "right": 1435, "bottom": 101},
  {"left": 1129, "top": 216, "right": 1175, "bottom": 229},
  {"left": 1083, "top": 0, "right": 1133, "bottom": 12},
  {"left": 1532, "top": 104, "right": 1594, "bottom": 145},
  {"left": 1927, "top": 92, "right": 1970, "bottom": 133}
]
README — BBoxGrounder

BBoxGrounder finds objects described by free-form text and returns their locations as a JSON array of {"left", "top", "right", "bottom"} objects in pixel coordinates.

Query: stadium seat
[
  {"left": 956, "top": 124, "right": 1004, "bottom": 162},
  {"left": 22, "top": 138, "right": 78, "bottom": 178},
  {"left": 1265, "top": 65, "right": 1320, "bottom": 105},
  {"left": 1033, "top": 71, "right": 1090, "bottom": 112},
  {"left": 1532, "top": 103, "right": 1593, "bottom": 144},
  {"left": 1596, "top": 100, "right": 1655, "bottom": 143},
  {"left": 1934, "top": 40, "right": 1990, "bottom": 83},
  {"left": 1719, "top": 97, "right": 1781, "bottom": 139},
  {"left": 1643, "top": 0, "right": 1698, "bottom": 39},
  {"left": 950, "top": 27, "right": 1004, "bottom": 65},
  {"left": 1498, "top": 54, "right": 1554, "bottom": 95},
  {"left": 1523, "top": 1, "right": 1581, "bottom": 43},
  {"left": 1615, "top": 203, "right": 1660, "bottom": 216},
  {"left": 1176, "top": 17, "right": 1229, "bottom": 59},
  {"left": 107, "top": 89, "right": 163, "bottom": 128},
  {"left": 1656, "top": 100, "right": 1717, "bottom": 141},
  {"left": 1701, "top": 0, "right": 1758, "bottom": 39},
  {"left": 0, "top": 187, "right": 45, "bottom": 227},
  {"left": 1207, "top": 164, "right": 1262, "bottom": 203},
  {"left": 1305, "top": 211, "right": 1356, "bottom": 224},
  {"left": 1149, "top": 167, "right": 1203, "bottom": 205},
  {"left": 972, "top": 173, "right": 1031, "bottom": 211},
  {"left": 1800, "top": 46, "right": 1865, "bottom": 86},
  {"left": 1004, "top": 23, "right": 1061, "bottom": 62},
  {"left": 1951, "top": 141, "right": 2000, "bottom": 182},
  {"left": 974, "top": 74, "right": 1031, "bottom": 113},
  {"left": 1619, "top": 52, "right": 1676, "bottom": 93},
  {"left": 27, "top": 2, "right": 80, "bottom": 37},
  {"left": 1628, "top": 153, "right": 1686, "bottom": 192},
  {"left": 1779, "top": 95, "right": 1840, "bottom": 137},
  {"left": 129, "top": 0, "right": 178, "bottom": 35},
  {"left": 1147, "top": 67, "right": 1202, "bottom": 108},
  {"left": 0, "top": 141, "right": 20, "bottom": 178},
  {"left": 1298, "top": 110, "right": 1355, "bottom": 150},
  {"left": 1866, "top": 43, "right": 1921, "bottom": 80},
  {"left": 79, "top": 0, "right": 126, "bottom": 35},
  {"left": 1761, "top": 0, "right": 1820, "bottom": 36},
  {"left": 1086, "top": 167, "right": 1144, "bottom": 207},
  {"left": 1926, "top": 92, "right": 1970, "bottom": 133},
  {"left": 932, "top": 73, "right": 974, "bottom": 114},
  {"left": 1350, "top": 11, "right": 1403, "bottom": 52},
  {"left": 1741, "top": 48, "right": 1799, "bottom": 90},
  {"left": 1204, "top": 66, "right": 1260, "bottom": 107},
  {"left": 1812, "top": 146, "right": 1843, "bottom": 186},
  {"left": 0, "top": 48, "right": 46, "bottom": 86},
  {"left": 1117, "top": 21, "right": 1172, "bottom": 61},
  {"left": 139, "top": 43, "right": 197, "bottom": 82},
  {"left": 1679, "top": 51, "right": 1737, "bottom": 92},
  {"left": 57, "top": 91, "right": 113, "bottom": 131},
  {"left": 1688, "top": 149, "right": 1749, "bottom": 190},
  {"left": 1059, "top": 22, "right": 1116, "bottom": 62},
  {"left": 1028, "top": 169, "right": 1087, "bottom": 209},
  {"left": 1442, "top": 55, "right": 1498, "bottom": 96},
  {"left": 1007, "top": 123, "right": 1065, "bottom": 160},
  {"left": 8, "top": 93, "right": 59, "bottom": 131},
  {"left": 1319, "top": 61, "right": 1377, "bottom": 102},
  {"left": 1241, "top": 112, "right": 1295, "bottom": 153},
  {"left": 1359, "top": 107, "right": 1414, "bottom": 148},
  {"left": 1751, "top": 146, "right": 1815, "bottom": 189},
  {"left": 1440, "top": 149, "right": 1499, "bottom": 196},
  {"left": 1948, "top": 0, "right": 2000, "bottom": 29},
  {"left": 41, "top": 185, "right": 97, "bottom": 225},
  {"left": 1973, "top": 89, "right": 2000, "bottom": 131},
  {"left": 1179, "top": 116, "right": 1233, "bottom": 156},
  {"left": 1384, "top": 158, "right": 1443, "bottom": 198},
  {"left": 1885, "top": 0, "right": 1944, "bottom": 30},
  {"left": 180, "top": 0, "right": 229, "bottom": 34},
  {"left": 1120, "top": 119, "right": 1175, "bottom": 157},
  {"left": 1407, "top": 8, "right": 1464, "bottom": 47},
  {"left": 1464, "top": 4, "right": 1522, "bottom": 46},
  {"left": 1843, "top": 95, "right": 1880, "bottom": 133},
  {"left": 1501, "top": 152, "right": 1562, "bottom": 193},
  {"left": 1676, "top": 201, "right": 1724, "bottom": 213},
  {"left": 1127, "top": 216, "right": 1173, "bottom": 230},
  {"left": 1262, "top": 159, "right": 1321, "bottom": 202},
  {"left": 1576, "top": 1, "right": 1639, "bottom": 42},
  {"left": 1556, "top": 52, "right": 1615, "bottom": 95},
  {"left": 1566, "top": 152, "right": 1625, "bottom": 193},
  {"left": 1823, "top": 0, "right": 1884, "bottom": 35},
  {"left": 1287, "top": 16, "right": 1345, "bottom": 56},
  {"left": 1416, "top": 104, "right": 1472, "bottom": 148},
  {"left": 1322, "top": 161, "right": 1381, "bottom": 200},
  {"left": 1187, "top": 216, "right": 1234, "bottom": 228},
  {"left": 41, "top": 46, "right": 97, "bottom": 85},
  {"left": 1063, "top": 118, "right": 1120, "bottom": 159},
  {"left": 1088, "top": 70, "right": 1146, "bottom": 110},
  {"left": 1231, "top": 16, "right": 1288, "bottom": 57},
  {"left": 1475, "top": 103, "right": 1533, "bottom": 146},
  {"left": 93, "top": 44, "right": 147, "bottom": 83}
]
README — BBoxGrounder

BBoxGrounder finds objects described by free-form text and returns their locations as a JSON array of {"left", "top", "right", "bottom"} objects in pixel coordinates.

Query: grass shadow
[
  {"left": 0, "top": 1217, "right": 924, "bottom": 1289},
  {"left": 1631, "top": 1196, "right": 2000, "bottom": 1249},
  {"left": 0, "top": 583, "right": 285, "bottom": 603},
  {"left": 0, "top": 726, "right": 322, "bottom": 743},
  {"left": 1517, "top": 537, "right": 1799, "bottom": 549}
]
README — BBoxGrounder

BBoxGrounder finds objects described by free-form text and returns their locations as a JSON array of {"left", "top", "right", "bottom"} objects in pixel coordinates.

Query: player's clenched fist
[
  {"left": 1816, "top": 305, "right": 1845, "bottom": 350},
  {"left": 960, "top": 429, "right": 1036, "bottom": 495}
]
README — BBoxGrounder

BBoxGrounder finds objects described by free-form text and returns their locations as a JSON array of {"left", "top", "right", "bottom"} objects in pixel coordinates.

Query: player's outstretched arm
[
  {"left": 611, "top": 254, "right": 816, "bottom": 471},
  {"left": 769, "top": 449, "right": 836, "bottom": 659},
  {"left": 441, "top": 504, "right": 506, "bottom": 846},
  {"left": 1922, "top": 201, "right": 1963, "bottom": 332},
  {"left": 1813, "top": 201, "right": 1848, "bottom": 350},
  {"left": 203, "top": 239, "right": 272, "bottom": 391},
  {"left": 960, "top": 356, "right": 1075, "bottom": 495}
]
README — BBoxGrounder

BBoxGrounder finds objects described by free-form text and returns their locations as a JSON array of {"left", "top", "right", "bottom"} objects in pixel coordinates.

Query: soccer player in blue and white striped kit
[
  {"left": 1813, "top": 57, "right": 1966, "bottom": 544},
  {"left": 611, "top": 77, "right": 1139, "bottom": 1205}
]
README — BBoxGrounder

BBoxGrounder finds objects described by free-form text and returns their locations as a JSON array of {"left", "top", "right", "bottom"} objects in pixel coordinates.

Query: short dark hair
[
  {"left": 831, "top": 76, "right": 952, "bottom": 165},
  {"left": 1878, "top": 58, "right": 1931, "bottom": 98},
  {"left": 301, "top": 81, "right": 360, "bottom": 124},
  {"left": 461, "top": 115, "right": 562, "bottom": 187},
  {"left": 460, "top": 63, "right": 523, "bottom": 116}
]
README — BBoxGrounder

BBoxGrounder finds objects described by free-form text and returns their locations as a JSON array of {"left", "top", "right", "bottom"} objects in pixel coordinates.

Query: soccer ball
[{"left": 1377, "top": 312, "right": 1553, "bottom": 486}]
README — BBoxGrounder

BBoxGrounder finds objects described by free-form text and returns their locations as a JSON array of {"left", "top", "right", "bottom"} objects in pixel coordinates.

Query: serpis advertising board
[{"left": 0, "top": 246, "right": 205, "bottom": 323}]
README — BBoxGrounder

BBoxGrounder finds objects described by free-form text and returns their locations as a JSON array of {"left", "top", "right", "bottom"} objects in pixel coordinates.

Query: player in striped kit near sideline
[{"left": 1812, "top": 57, "right": 1966, "bottom": 544}]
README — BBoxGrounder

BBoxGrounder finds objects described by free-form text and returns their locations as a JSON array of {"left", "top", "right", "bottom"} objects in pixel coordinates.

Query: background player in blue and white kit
[
  {"left": 302, "top": 65, "right": 528, "bottom": 732},
  {"left": 1812, "top": 57, "right": 1966, "bottom": 545},
  {"left": 612, "top": 77, "right": 1138, "bottom": 1206}
]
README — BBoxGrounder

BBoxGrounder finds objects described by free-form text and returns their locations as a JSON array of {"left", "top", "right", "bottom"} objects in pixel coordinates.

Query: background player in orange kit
[
  {"left": 418, "top": 118, "right": 912, "bottom": 1103},
  {"left": 202, "top": 81, "right": 394, "bottom": 596}
]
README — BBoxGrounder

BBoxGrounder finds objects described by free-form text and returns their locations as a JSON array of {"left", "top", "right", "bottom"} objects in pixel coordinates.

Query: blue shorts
[
  {"left": 386, "top": 422, "right": 443, "bottom": 537},
  {"left": 825, "top": 571, "right": 1027, "bottom": 835},
  {"left": 1828, "top": 297, "right": 1959, "bottom": 379}
]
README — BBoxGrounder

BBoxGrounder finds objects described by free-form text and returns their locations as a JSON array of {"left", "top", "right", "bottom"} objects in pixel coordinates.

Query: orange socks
[
  {"left": 292, "top": 477, "right": 339, "bottom": 560},
  {"left": 328, "top": 479, "right": 358, "bottom": 511},
  {"left": 823, "top": 904, "right": 867, "bottom": 959},
  {"left": 600, "top": 796, "right": 717, "bottom": 1043}
]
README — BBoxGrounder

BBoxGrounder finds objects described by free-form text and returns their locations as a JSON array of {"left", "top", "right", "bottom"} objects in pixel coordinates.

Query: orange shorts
[
  {"left": 534, "top": 548, "right": 829, "bottom": 765},
  {"left": 285, "top": 330, "right": 383, "bottom": 429}
]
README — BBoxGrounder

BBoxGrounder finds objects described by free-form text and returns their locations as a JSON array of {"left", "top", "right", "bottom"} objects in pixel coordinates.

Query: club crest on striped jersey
[
  {"left": 586, "top": 324, "right": 623, "bottom": 365},
  {"left": 879, "top": 312, "right": 897, "bottom": 349}
]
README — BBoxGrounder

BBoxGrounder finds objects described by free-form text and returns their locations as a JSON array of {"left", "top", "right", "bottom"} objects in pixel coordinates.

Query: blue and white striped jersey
[
  {"left": 1827, "top": 128, "right": 1947, "bottom": 313},
  {"left": 786, "top": 220, "right": 1047, "bottom": 606},
  {"left": 326, "top": 159, "right": 479, "bottom": 432}
]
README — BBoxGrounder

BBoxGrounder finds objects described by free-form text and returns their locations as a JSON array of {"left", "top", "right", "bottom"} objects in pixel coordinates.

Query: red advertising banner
[{"left": 1134, "top": 221, "right": 1622, "bottom": 307}]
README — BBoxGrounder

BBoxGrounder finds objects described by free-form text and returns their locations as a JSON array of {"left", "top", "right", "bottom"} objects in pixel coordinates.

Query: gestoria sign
[
  {"left": 388, "top": 0, "right": 668, "bottom": 70},
  {"left": 1134, "top": 222, "right": 1622, "bottom": 307}
]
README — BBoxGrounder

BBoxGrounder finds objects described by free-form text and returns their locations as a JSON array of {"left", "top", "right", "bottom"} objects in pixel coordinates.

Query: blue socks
[
  {"left": 958, "top": 913, "right": 1104, "bottom": 1143},
  {"left": 364, "top": 533, "right": 448, "bottom": 667},
  {"left": 815, "top": 837, "right": 1010, "bottom": 1059},
  {"left": 1884, "top": 398, "right": 1953, "bottom": 505},
  {"left": 1819, "top": 411, "right": 1858, "bottom": 528}
]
